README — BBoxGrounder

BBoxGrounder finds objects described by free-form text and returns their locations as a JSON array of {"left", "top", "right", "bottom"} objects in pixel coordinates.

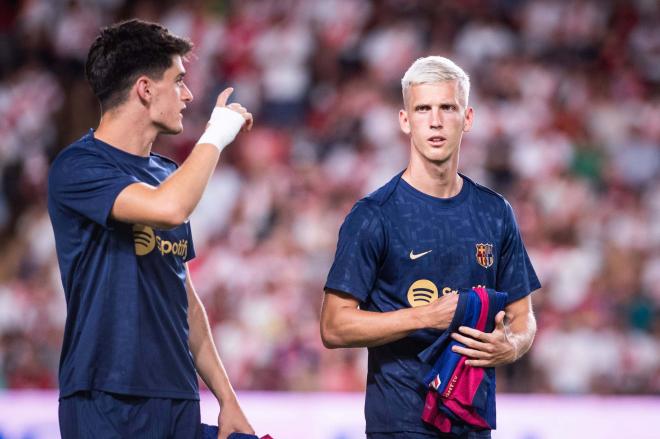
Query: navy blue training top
[
  {"left": 325, "top": 172, "right": 541, "bottom": 434},
  {"left": 48, "top": 130, "right": 198, "bottom": 400}
]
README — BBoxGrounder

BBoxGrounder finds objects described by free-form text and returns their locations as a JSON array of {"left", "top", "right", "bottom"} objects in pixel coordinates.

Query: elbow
[
  {"left": 528, "top": 310, "right": 538, "bottom": 344},
  {"left": 155, "top": 202, "right": 189, "bottom": 229},
  {"left": 321, "top": 333, "right": 342, "bottom": 350},
  {"left": 320, "top": 319, "right": 344, "bottom": 349}
]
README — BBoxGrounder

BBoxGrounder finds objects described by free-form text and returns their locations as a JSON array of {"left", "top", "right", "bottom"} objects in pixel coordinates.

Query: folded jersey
[
  {"left": 201, "top": 423, "right": 274, "bottom": 439},
  {"left": 418, "top": 286, "right": 508, "bottom": 436}
]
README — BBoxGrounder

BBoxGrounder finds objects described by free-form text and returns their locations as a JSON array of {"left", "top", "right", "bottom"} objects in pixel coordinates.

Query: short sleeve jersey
[
  {"left": 48, "top": 130, "right": 198, "bottom": 400},
  {"left": 325, "top": 172, "right": 541, "bottom": 434}
]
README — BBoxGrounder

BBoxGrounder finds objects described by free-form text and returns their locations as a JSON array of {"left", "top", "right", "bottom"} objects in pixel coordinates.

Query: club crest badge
[{"left": 475, "top": 243, "right": 494, "bottom": 268}]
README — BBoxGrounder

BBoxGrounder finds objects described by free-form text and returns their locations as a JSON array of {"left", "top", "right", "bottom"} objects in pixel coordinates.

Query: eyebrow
[{"left": 414, "top": 102, "right": 457, "bottom": 109}]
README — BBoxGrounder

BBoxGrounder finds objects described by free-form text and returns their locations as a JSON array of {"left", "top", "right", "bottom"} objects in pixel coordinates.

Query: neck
[
  {"left": 402, "top": 151, "right": 462, "bottom": 199},
  {"left": 93, "top": 105, "right": 157, "bottom": 157}
]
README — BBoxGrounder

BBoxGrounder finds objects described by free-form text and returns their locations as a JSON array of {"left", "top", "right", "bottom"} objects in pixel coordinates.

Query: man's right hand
[
  {"left": 417, "top": 292, "right": 459, "bottom": 331},
  {"left": 197, "top": 87, "right": 253, "bottom": 151},
  {"left": 215, "top": 87, "right": 253, "bottom": 132}
]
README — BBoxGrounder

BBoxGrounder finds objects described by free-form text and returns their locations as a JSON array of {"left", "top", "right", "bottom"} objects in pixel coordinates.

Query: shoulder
[
  {"left": 362, "top": 173, "right": 402, "bottom": 206},
  {"left": 463, "top": 174, "right": 505, "bottom": 203},
  {"left": 338, "top": 176, "right": 405, "bottom": 242},
  {"left": 49, "top": 134, "right": 103, "bottom": 177},
  {"left": 150, "top": 152, "right": 179, "bottom": 171},
  {"left": 344, "top": 173, "right": 403, "bottom": 221},
  {"left": 337, "top": 198, "right": 387, "bottom": 251},
  {"left": 463, "top": 174, "right": 511, "bottom": 212},
  {"left": 344, "top": 198, "right": 383, "bottom": 226}
]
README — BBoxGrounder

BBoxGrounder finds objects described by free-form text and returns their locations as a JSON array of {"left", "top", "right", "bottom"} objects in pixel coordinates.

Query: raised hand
[
  {"left": 198, "top": 87, "right": 253, "bottom": 150},
  {"left": 215, "top": 87, "right": 253, "bottom": 132}
]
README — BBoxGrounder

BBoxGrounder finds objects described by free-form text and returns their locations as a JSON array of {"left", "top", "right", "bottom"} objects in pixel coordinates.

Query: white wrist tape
[{"left": 197, "top": 107, "right": 245, "bottom": 152}]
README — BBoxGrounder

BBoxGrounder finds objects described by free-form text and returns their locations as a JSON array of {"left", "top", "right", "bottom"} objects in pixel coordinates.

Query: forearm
[
  {"left": 505, "top": 306, "right": 537, "bottom": 361},
  {"left": 188, "top": 295, "right": 238, "bottom": 405},
  {"left": 321, "top": 292, "right": 457, "bottom": 349},
  {"left": 155, "top": 142, "right": 220, "bottom": 223},
  {"left": 155, "top": 103, "right": 247, "bottom": 222},
  {"left": 322, "top": 306, "right": 426, "bottom": 348}
]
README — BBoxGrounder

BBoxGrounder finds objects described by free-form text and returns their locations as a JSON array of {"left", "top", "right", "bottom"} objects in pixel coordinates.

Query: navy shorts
[
  {"left": 59, "top": 390, "right": 201, "bottom": 439},
  {"left": 367, "top": 430, "right": 491, "bottom": 439}
]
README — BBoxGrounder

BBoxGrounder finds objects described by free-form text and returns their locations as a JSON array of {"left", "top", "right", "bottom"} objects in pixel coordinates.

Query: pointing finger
[{"left": 216, "top": 87, "right": 234, "bottom": 107}]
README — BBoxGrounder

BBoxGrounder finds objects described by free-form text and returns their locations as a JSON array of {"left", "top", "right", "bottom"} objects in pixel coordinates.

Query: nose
[
  {"left": 182, "top": 83, "right": 193, "bottom": 103},
  {"left": 430, "top": 107, "right": 443, "bottom": 129}
]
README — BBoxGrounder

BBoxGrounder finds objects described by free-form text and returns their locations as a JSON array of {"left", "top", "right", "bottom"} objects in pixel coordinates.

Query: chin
[
  {"left": 161, "top": 124, "right": 184, "bottom": 135},
  {"left": 421, "top": 149, "right": 449, "bottom": 161},
  {"left": 421, "top": 151, "right": 454, "bottom": 165}
]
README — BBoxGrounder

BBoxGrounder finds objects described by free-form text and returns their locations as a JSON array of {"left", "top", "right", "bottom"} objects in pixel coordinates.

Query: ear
[
  {"left": 463, "top": 106, "right": 474, "bottom": 133},
  {"left": 399, "top": 109, "right": 411, "bottom": 135},
  {"left": 135, "top": 76, "right": 152, "bottom": 104}
]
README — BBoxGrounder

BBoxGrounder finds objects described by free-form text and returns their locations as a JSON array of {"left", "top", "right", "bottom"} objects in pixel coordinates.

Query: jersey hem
[
  {"left": 505, "top": 280, "right": 542, "bottom": 304},
  {"left": 365, "top": 427, "right": 492, "bottom": 434},
  {"left": 100, "top": 179, "right": 140, "bottom": 228},
  {"left": 59, "top": 383, "right": 200, "bottom": 401},
  {"left": 324, "top": 283, "right": 369, "bottom": 303}
]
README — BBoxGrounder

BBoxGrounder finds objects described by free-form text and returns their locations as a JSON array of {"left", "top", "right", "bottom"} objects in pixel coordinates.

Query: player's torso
[
  {"left": 367, "top": 180, "right": 503, "bottom": 313},
  {"left": 54, "top": 140, "right": 199, "bottom": 397}
]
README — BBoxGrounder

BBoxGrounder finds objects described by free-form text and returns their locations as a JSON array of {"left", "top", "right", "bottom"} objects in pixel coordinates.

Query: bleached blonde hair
[{"left": 401, "top": 56, "right": 470, "bottom": 108}]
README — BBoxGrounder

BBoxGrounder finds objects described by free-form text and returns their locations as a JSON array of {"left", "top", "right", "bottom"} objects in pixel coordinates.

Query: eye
[
  {"left": 415, "top": 105, "right": 431, "bottom": 112},
  {"left": 441, "top": 104, "right": 457, "bottom": 111}
]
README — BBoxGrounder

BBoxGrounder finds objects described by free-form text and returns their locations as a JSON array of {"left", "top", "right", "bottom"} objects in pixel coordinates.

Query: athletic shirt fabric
[
  {"left": 420, "top": 287, "right": 509, "bottom": 435},
  {"left": 325, "top": 172, "right": 541, "bottom": 434},
  {"left": 48, "top": 130, "right": 198, "bottom": 400}
]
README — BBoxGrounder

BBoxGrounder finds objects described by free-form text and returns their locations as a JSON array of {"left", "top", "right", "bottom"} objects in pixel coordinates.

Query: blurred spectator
[{"left": 0, "top": 0, "right": 658, "bottom": 395}]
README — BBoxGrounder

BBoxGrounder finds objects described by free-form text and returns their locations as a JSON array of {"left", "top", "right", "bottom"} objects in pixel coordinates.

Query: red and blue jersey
[{"left": 419, "top": 287, "right": 508, "bottom": 435}]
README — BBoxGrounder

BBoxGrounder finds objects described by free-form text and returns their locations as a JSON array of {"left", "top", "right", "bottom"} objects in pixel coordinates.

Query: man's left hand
[
  {"left": 450, "top": 311, "right": 517, "bottom": 367},
  {"left": 217, "top": 400, "right": 255, "bottom": 439}
]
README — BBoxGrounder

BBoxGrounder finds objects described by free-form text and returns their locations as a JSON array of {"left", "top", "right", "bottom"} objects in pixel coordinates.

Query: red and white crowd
[{"left": 0, "top": 0, "right": 657, "bottom": 394}]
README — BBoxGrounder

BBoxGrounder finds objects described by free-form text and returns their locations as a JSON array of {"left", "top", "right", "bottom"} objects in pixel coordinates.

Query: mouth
[{"left": 427, "top": 136, "right": 446, "bottom": 146}]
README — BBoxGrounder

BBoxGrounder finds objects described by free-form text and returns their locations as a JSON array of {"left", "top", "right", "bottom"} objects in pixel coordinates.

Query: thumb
[
  {"left": 216, "top": 87, "right": 234, "bottom": 107},
  {"left": 494, "top": 310, "right": 506, "bottom": 330}
]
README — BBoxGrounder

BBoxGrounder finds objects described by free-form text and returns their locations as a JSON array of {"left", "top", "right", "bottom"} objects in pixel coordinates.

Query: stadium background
[{"left": 0, "top": 0, "right": 658, "bottom": 437}]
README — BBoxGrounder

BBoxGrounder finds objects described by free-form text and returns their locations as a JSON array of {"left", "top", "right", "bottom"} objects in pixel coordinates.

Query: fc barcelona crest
[{"left": 475, "top": 243, "right": 494, "bottom": 268}]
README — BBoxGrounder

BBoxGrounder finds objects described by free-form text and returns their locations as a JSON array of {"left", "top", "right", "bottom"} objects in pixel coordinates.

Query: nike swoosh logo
[{"left": 410, "top": 250, "right": 432, "bottom": 260}]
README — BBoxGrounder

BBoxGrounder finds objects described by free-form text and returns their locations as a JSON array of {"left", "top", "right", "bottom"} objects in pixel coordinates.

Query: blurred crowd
[{"left": 0, "top": 0, "right": 658, "bottom": 395}]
